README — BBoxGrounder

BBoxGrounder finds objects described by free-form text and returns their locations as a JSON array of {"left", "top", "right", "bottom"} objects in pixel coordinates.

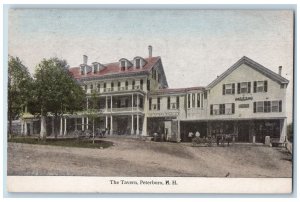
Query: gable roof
[
  {"left": 206, "top": 56, "right": 289, "bottom": 89},
  {"left": 69, "top": 56, "right": 161, "bottom": 81}
]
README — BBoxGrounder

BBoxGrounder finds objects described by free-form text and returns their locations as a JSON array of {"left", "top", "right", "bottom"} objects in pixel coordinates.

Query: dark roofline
[{"left": 206, "top": 56, "right": 289, "bottom": 89}]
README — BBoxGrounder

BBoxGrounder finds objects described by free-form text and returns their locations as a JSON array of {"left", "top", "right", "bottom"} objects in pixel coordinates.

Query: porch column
[
  {"left": 64, "top": 118, "right": 67, "bottom": 136},
  {"left": 105, "top": 116, "right": 108, "bottom": 129},
  {"left": 86, "top": 117, "right": 89, "bottom": 130},
  {"left": 30, "top": 122, "right": 33, "bottom": 136},
  {"left": 105, "top": 96, "right": 108, "bottom": 111},
  {"left": 111, "top": 95, "right": 113, "bottom": 112},
  {"left": 86, "top": 97, "right": 89, "bottom": 110},
  {"left": 51, "top": 117, "right": 55, "bottom": 136},
  {"left": 136, "top": 115, "right": 139, "bottom": 135},
  {"left": 233, "top": 121, "right": 238, "bottom": 142},
  {"left": 280, "top": 118, "right": 287, "bottom": 142},
  {"left": 110, "top": 116, "right": 113, "bottom": 135},
  {"left": 131, "top": 115, "right": 135, "bottom": 135},
  {"left": 132, "top": 94, "right": 134, "bottom": 111},
  {"left": 141, "top": 115, "right": 147, "bottom": 136},
  {"left": 81, "top": 117, "right": 84, "bottom": 131},
  {"left": 21, "top": 120, "right": 24, "bottom": 136},
  {"left": 75, "top": 118, "right": 77, "bottom": 131},
  {"left": 24, "top": 120, "right": 28, "bottom": 136},
  {"left": 60, "top": 117, "right": 63, "bottom": 136}
]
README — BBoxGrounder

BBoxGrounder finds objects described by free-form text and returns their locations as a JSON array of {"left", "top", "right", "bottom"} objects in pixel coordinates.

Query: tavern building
[{"left": 20, "top": 46, "right": 290, "bottom": 143}]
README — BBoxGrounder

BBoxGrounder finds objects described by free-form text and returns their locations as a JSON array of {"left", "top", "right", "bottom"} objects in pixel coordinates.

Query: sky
[{"left": 8, "top": 9, "right": 294, "bottom": 123}]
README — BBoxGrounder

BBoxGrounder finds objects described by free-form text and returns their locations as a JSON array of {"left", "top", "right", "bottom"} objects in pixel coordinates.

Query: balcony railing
[{"left": 104, "top": 107, "right": 144, "bottom": 113}]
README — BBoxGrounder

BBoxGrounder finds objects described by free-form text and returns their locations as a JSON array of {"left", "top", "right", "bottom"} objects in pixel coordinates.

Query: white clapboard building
[{"left": 64, "top": 46, "right": 289, "bottom": 143}]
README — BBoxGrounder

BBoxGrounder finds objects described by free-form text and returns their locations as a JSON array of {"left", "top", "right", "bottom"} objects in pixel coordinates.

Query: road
[{"left": 7, "top": 137, "right": 292, "bottom": 177}]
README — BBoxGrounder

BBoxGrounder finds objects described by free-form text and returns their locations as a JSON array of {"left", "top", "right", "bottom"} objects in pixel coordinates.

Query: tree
[
  {"left": 84, "top": 90, "right": 100, "bottom": 144},
  {"left": 31, "top": 57, "right": 85, "bottom": 140},
  {"left": 8, "top": 56, "right": 33, "bottom": 137}
]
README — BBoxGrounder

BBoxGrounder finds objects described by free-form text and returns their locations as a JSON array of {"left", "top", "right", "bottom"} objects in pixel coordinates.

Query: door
[{"left": 238, "top": 122, "right": 250, "bottom": 142}]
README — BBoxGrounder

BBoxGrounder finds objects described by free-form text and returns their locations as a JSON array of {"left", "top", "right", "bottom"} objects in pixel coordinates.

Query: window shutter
[
  {"left": 253, "top": 102, "right": 256, "bottom": 113},
  {"left": 222, "top": 84, "right": 225, "bottom": 95},
  {"left": 248, "top": 82, "right": 251, "bottom": 93},
  {"left": 237, "top": 83, "right": 240, "bottom": 94},
  {"left": 253, "top": 81, "right": 257, "bottom": 93},
  {"left": 264, "top": 80, "right": 268, "bottom": 92},
  {"left": 232, "top": 83, "right": 235, "bottom": 94},
  {"left": 279, "top": 100, "right": 282, "bottom": 112},
  {"left": 232, "top": 103, "right": 235, "bottom": 114},
  {"left": 210, "top": 105, "right": 213, "bottom": 115}
]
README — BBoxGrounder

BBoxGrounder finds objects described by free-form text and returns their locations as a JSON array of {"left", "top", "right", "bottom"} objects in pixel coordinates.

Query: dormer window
[
  {"left": 81, "top": 66, "right": 85, "bottom": 75},
  {"left": 136, "top": 59, "right": 141, "bottom": 69},
  {"left": 121, "top": 61, "right": 126, "bottom": 71},
  {"left": 93, "top": 64, "right": 98, "bottom": 74}
]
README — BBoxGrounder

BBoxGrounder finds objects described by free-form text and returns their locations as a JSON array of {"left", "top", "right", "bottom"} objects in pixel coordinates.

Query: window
[
  {"left": 272, "top": 101, "right": 279, "bottom": 112},
  {"left": 223, "top": 83, "right": 235, "bottom": 95},
  {"left": 153, "top": 70, "right": 157, "bottom": 80},
  {"left": 84, "top": 85, "right": 87, "bottom": 92},
  {"left": 136, "top": 59, "right": 141, "bottom": 69},
  {"left": 254, "top": 100, "right": 281, "bottom": 113},
  {"left": 121, "top": 61, "right": 126, "bottom": 71},
  {"left": 192, "top": 94, "right": 195, "bottom": 108},
  {"left": 204, "top": 91, "right": 207, "bottom": 99},
  {"left": 103, "top": 83, "right": 106, "bottom": 91},
  {"left": 118, "top": 81, "right": 121, "bottom": 90},
  {"left": 201, "top": 93, "right": 204, "bottom": 108},
  {"left": 176, "top": 96, "right": 180, "bottom": 109},
  {"left": 149, "top": 98, "right": 152, "bottom": 110},
  {"left": 237, "top": 82, "right": 251, "bottom": 94},
  {"left": 213, "top": 105, "right": 220, "bottom": 115},
  {"left": 93, "top": 65, "right": 98, "bottom": 74},
  {"left": 140, "top": 79, "right": 143, "bottom": 90},
  {"left": 158, "top": 74, "right": 161, "bottom": 82},
  {"left": 167, "top": 97, "right": 171, "bottom": 109},
  {"left": 210, "top": 103, "right": 235, "bottom": 115},
  {"left": 97, "top": 83, "right": 100, "bottom": 91},
  {"left": 280, "top": 84, "right": 285, "bottom": 89},
  {"left": 225, "top": 103, "right": 232, "bottom": 114},
  {"left": 188, "top": 94, "right": 191, "bottom": 108},
  {"left": 125, "top": 81, "right": 128, "bottom": 90},
  {"left": 157, "top": 98, "right": 160, "bottom": 110},
  {"left": 254, "top": 80, "right": 268, "bottom": 93},
  {"left": 132, "top": 80, "right": 135, "bottom": 90},
  {"left": 90, "top": 84, "right": 93, "bottom": 90},
  {"left": 111, "top": 82, "right": 114, "bottom": 91},
  {"left": 197, "top": 93, "right": 200, "bottom": 108},
  {"left": 81, "top": 66, "right": 85, "bottom": 75}
]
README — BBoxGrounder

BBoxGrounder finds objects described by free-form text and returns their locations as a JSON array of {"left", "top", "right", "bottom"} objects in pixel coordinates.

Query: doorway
[{"left": 238, "top": 122, "right": 250, "bottom": 142}]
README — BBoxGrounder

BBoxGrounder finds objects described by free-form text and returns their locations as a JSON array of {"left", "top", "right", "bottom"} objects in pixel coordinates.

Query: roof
[
  {"left": 206, "top": 56, "right": 289, "bottom": 89},
  {"left": 149, "top": 86, "right": 205, "bottom": 96},
  {"left": 69, "top": 56, "right": 161, "bottom": 80}
]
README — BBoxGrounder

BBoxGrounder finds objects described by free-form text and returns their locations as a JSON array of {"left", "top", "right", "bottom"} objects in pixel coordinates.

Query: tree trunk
[{"left": 40, "top": 115, "right": 47, "bottom": 141}]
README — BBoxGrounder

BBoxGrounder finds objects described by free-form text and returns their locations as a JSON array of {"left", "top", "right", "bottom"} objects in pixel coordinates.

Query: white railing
[{"left": 106, "top": 107, "right": 144, "bottom": 113}]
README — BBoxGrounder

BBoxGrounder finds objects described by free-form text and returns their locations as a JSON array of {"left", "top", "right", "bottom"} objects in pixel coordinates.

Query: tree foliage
[
  {"left": 8, "top": 56, "right": 33, "bottom": 136},
  {"left": 31, "top": 57, "right": 86, "bottom": 139}
]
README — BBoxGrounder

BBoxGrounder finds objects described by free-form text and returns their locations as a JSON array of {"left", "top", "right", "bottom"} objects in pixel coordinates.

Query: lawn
[{"left": 8, "top": 137, "right": 113, "bottom": 149}]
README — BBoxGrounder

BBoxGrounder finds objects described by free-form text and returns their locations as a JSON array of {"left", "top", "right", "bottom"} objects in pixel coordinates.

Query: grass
[{"left": 8, "top": 137, "right": 113, "bottom": 149}]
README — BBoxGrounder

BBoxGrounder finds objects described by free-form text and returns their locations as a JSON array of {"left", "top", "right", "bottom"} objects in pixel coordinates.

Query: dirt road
[{"left": 7, "top": 137, "right": 292, "bottom": 177}]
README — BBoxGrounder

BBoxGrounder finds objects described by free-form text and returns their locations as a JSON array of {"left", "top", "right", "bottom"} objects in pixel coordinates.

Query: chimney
[
  {"left": 278, "top": 66, "right": 282, "bottom": 76},
  {"left": 83, "top": 55, "right": 88, "bottom": 65},
  {"left": 148, "top": 45, "right": 152, "bottom": 58}
]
